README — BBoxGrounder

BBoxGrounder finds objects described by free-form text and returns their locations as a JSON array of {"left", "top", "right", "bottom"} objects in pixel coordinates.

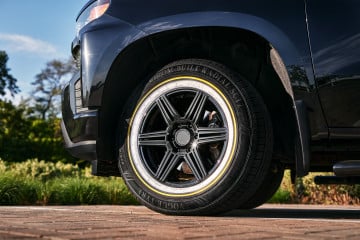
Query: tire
[
  {"left": 118, "top": 59, "right": 273, "bottom": 215},
  {"left": 237, "top": 162, "right": 284, "bottom": 209}
]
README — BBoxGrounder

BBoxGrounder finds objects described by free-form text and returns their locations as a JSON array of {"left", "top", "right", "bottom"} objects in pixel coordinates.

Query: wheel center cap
[{"left": 174, "top": 129, "right": 191, "bottom": 147}]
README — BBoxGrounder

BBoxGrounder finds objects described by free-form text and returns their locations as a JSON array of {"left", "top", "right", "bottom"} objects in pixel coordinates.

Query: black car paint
[
  {"left": 306, "top": 0, "right": 360, "bottom": 131},
  {"left": 62, "top": 0, "right": 360, "bottom": 175}
]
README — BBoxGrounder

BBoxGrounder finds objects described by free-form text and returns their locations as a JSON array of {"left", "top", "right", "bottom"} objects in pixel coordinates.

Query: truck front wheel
[{"left": 118, "top": 59, "right": 273, "bottom": 215}]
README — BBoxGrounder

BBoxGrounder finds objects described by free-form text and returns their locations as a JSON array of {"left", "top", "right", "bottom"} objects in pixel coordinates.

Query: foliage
[
  {"left": 0, "top": 100, "right": 32, "bottom": 161},
  {"left": 0, "top": 160, "right": 139, "bottom": 205},
  {"left": 0, "top": 51, "right": 19, "bottom": 97},
  {"left": 0, "top": 160, "right": 360, "bottom": 206},
  {"left": 0, "top": 57, "right": 77, "bottom": 164},
  {"left": 31, "top": 59, "right": 76, "bottom": 119},
  {"left": 268, "top": 189, "right": 292, "bottom": 204},
  {"left": 2, "top": 159, "right": 80, "bottom": 181},
  {"left": 95, "top": 177, "right": 139, "bottom": 205},
  {"left": 294, "top": 172, "right": 360, "bottom": 205},
  {"left": 270, "top": 170, "right": 360, "bottom": 205},
  {"left": 0, "top": 100, "right": 74, "bottom": 163},
  {"left": 0, "top": 172, "right": 39, "bottom": 205},
  {"left": 48, "top": 178, "right": 108, "bottom": 205}
]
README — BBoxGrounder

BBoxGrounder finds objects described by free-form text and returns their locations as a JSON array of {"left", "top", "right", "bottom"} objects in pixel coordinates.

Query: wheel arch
[{"left": 96, "top": 15, "right": 305, "bottom": 174}]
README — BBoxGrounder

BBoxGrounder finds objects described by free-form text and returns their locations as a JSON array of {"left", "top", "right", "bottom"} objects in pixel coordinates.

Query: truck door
[{"left": 306, "top": 0, "right": 360, "bottom": 138}]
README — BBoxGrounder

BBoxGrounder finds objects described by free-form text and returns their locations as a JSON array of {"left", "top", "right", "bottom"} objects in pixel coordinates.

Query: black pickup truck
[{"left": 61, "top": 0, "right": 360, "bottom": 215}]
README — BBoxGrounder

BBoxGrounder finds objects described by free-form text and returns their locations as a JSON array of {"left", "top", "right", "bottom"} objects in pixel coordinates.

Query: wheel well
[{"left": 98, "top": 27, "right": 297, "bottom": 168}]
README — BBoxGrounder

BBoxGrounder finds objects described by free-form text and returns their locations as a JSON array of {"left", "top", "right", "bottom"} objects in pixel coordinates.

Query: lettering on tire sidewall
[{"left": 137, "top": 188, "right": 186, "bottom": 211}]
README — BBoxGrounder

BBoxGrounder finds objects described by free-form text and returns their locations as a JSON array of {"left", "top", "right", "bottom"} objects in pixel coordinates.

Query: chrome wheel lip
[{"left": 128, "top": 77, "right": 237, "bottom": 196}]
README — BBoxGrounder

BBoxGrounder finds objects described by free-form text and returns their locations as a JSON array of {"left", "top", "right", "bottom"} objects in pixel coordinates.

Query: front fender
[{"left": 137, "top": 11, "right": 301, "bottom": 67}]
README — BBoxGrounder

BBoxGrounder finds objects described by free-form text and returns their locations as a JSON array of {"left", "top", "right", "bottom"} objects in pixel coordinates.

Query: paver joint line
[{"left": 0, "top": 204, "right": 359, "bottom": 240}]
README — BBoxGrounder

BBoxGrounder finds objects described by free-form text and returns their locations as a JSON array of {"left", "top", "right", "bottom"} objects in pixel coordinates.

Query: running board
[
  {"left": 333, "top": 160, "right": 360, "bottom": 177},
  {"left": 314, "top": 176, "right": 360, "bottom": 185},
  {"left": 314, "top": 160, "right": 360, "bottom": 185}
]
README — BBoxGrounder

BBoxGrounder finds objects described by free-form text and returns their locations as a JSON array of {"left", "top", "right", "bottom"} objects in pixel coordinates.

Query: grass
[
  {"left": 0, "top": 159, "right": 359, "bottom": 206},
  {"left": 268, "top": 189, "right": 292, "bottom": 204},
  {"left": 0, "top": 159, "right": 139, "bottom": 205},
  {"left": 0, "top": 173, "right": 38, "bottom": 205}
]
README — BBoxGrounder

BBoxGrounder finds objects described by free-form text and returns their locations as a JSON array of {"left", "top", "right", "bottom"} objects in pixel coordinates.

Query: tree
[
  {"left": 0, "top": 51, "right": 19, "bottom": 97},
  {"left": 31, "top": 59, "right": 76, "bottom": 119},
  {"left": 0, "top": 99, "right": 76, "bottom": 163},
  {"left": 0, "top": 100, "right": 31, "bottom": 161}
]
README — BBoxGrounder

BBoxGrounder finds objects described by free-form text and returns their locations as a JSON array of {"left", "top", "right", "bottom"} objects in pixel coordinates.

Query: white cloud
[
  {"left": 0, "top": 33, "right": 58, "bottom": 57},
  {"left": 2, "top": 90, "right": 31, "bottom": 106}
]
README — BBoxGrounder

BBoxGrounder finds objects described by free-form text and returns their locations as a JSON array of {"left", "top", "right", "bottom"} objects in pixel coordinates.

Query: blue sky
[{"left": 0, "top": 0, "right": 88, "bottom": 102}]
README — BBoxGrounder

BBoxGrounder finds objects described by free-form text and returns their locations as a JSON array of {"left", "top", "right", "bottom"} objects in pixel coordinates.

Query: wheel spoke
[
  {"left": 184, "top": 91, "right": 207, "bottom": 123},
  {"left": 155, "top": 151, "right": 180, "bottom": 182},
  {"left": 198, "top": 127, "right": 227, "bottom": 144},
  {"left": 184, "top": 149, "right": 207, "bottom": 180},
  {"left": 138, "top": 131, "right": 167, "bottom": 146},
  {"left": 156, "top": 95, "right": 179, "bottom": 124}
]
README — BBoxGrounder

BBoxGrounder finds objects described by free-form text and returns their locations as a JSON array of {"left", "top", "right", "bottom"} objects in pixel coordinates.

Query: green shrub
[
  {"left": 0, "top": 160, "right": 139, "bottom": 205},
  {"left": 7, "top": 159, "right": 81, "bottom": 181},
  {"left": 0, "top": 159, "right": 7, "bottom": 173},
  {"left": 269, "top": 170, "right": 360, "bottom": 205},
  {"left": 349, "top": 185, "right": 360, "bottom": 198},
  {"left": 48, "top": 177, "right": 109, "bottom": 205},
  {"left": 0, "top": 100, "right": 75, "bottom": 163},
  {"left": 2, "top": 159, "right": 360, "bottom": 206},
  {"left": 268, "top": 189, "right": 292, "bottom": 204},
  {"left": 96, "top": 177, "right": 139, "bottom": 205},
  {"left": 294, "top": 172, "right": 360, "bottom": 205},
  {"left": 0, "top": 173, "right": 38, "bottom": 205}
]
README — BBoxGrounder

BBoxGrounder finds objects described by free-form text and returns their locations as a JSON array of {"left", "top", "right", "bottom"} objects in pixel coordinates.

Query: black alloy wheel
[{"left": 118, "top": 59, "right": 274, "bottom": 215}]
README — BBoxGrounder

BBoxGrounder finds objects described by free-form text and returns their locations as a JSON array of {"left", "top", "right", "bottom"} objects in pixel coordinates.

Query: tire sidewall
[{"left": 119, "top": 59, "right": 269, "bottom": 215}]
